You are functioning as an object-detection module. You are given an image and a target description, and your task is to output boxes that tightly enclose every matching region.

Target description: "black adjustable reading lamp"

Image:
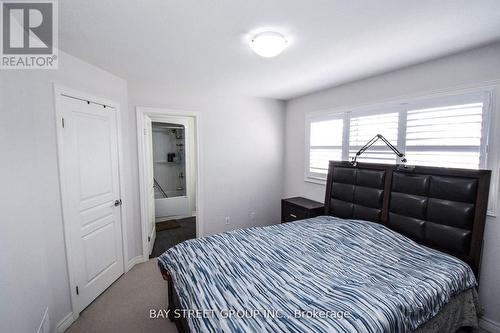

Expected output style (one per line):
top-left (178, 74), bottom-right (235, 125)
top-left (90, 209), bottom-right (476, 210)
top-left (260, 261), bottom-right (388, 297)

top-left (350, 134), bottom-right (407, 166)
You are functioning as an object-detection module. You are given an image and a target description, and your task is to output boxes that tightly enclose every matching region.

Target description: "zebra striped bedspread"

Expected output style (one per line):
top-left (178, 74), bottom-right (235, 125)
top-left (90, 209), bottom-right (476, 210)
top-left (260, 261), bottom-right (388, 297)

top-left (157, 216), bottom-right (476, 333)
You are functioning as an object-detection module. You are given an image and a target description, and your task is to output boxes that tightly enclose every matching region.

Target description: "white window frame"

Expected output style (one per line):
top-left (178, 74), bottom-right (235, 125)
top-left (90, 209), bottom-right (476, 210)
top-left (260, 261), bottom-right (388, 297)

top-left (304, 89), bottom-right (496, 215)
top-left (305, 112), bottom-right (347, 182)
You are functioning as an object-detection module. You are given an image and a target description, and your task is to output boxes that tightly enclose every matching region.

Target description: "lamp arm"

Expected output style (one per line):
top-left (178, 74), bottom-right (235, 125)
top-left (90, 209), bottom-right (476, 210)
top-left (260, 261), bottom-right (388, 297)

top-left (377, 135), bottom-right (405, 158)
top-left (355, 135), bottom-right (379, 156)
top-left (351, 135), bottom-right (380, 166)
top-left (351, 134), bottom-right (407, 165)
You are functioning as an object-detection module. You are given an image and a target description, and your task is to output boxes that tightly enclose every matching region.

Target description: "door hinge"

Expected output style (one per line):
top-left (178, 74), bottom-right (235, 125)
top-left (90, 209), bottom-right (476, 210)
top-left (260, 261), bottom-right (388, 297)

top-left (76, 286), bottom-right (79, 295)
top-left (148, 236), bottom-right (151, 242)
top-left (62, 118), bottom-right (65, 128)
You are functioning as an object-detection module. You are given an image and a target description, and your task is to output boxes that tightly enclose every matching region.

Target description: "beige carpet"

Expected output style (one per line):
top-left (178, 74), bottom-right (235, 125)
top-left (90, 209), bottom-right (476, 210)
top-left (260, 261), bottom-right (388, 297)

top-left (66, 259), bottom-right (177, 333)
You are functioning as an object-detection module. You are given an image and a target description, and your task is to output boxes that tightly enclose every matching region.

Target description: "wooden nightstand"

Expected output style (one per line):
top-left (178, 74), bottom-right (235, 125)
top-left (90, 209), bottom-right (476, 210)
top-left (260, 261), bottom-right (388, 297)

top-left (281, 197), bottom-right (324, 223)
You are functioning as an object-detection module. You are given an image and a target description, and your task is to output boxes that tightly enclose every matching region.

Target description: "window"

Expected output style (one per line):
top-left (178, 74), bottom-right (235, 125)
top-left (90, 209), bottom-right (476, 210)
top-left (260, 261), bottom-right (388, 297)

top-left (308, 117), bottom-right (343, 178)
top-left (306, 91), bottom-right (491, 182)
top-left (349, 112), bottom-right (399, 164)
top-left (405, 103), bottom-right (484, 169)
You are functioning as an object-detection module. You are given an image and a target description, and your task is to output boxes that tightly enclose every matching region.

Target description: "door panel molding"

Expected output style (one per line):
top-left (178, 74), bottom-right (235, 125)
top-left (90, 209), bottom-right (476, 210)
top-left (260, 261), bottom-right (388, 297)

top-left (54, 84), bottom-right (128, 319)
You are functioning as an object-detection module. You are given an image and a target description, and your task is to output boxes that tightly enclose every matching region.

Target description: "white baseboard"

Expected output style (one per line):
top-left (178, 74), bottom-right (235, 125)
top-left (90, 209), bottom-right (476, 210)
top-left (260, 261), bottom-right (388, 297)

top-left (480, 316), bottom-right (500, 333)
top-left (56, 256), bottom-right (147, 332)
top-left (37, 307), bottom-right (49, 333)
top-left (127, 255), bottom-right (147, 272)
top-left (54, 312), bottom-right (75, 333)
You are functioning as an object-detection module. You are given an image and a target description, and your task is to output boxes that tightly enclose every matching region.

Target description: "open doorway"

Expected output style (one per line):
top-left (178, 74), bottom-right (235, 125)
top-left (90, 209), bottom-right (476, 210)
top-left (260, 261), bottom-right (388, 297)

top-left (150, 121), bottom-right (194, 257)
top-left (137, 108), bottom-right (201, 260)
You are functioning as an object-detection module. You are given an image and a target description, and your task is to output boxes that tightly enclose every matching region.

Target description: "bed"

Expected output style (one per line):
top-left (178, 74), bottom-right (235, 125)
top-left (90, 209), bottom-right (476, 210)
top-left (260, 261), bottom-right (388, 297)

top-left (158, 161), bottom-right (491, 333)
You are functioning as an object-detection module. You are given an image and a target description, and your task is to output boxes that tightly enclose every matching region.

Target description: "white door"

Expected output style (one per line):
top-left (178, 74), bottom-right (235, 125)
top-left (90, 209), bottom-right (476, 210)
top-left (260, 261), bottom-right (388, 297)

top-left (144, 116), bottom-right (156, 255)
top-left (59, 96), bottom-right (124, 313)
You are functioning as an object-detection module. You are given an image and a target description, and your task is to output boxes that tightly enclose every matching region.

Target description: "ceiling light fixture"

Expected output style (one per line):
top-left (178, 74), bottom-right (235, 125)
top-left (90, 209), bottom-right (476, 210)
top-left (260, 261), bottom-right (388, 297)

top-left (249, 31), bottom-right (288, 58)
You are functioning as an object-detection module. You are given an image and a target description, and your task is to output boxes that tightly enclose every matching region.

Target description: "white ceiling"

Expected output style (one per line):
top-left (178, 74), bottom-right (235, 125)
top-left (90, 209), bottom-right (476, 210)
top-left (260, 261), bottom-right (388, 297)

top-left (60, 0), bottom-right (500, 100)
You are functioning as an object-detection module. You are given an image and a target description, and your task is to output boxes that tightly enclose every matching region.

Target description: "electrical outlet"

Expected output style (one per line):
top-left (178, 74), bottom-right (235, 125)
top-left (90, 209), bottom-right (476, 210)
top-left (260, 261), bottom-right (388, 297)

top-left (250, 212), bottom-right (256, 221)
top-left (225, 216), bottom-right (230, 225)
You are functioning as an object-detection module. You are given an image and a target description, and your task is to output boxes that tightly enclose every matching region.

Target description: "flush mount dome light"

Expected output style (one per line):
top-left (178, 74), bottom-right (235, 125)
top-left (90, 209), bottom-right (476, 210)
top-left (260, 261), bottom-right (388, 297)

top-left (249, 31), bottom-right (288, 58)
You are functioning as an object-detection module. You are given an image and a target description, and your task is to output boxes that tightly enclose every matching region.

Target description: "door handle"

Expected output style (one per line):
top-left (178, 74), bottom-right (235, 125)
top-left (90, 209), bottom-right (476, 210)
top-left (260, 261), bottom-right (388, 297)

top-left (114, 199), bottom-right (122, 207)
top-left (290, 214), bottom-right (297, 218)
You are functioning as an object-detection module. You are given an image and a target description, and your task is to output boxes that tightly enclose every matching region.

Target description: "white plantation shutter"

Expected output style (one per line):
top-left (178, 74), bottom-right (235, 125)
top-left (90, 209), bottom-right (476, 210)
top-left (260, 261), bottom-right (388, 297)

top-left (305, 92), bottom-right (490, 185)
top-left (309, 118), bottom-right (343, 176)
top-left (405, 103), bottom-right (484, 169)
top-left (349, 112), bottom-right (399, 164)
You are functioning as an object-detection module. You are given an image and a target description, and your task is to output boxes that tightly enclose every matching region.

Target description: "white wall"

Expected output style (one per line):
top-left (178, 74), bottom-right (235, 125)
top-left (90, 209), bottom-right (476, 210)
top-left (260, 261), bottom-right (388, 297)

top-left (284, 42), bottom-right (500, 329)
top-left (0, 50), bottom-right (285, 333)
top-left (129, 84), bottom-right (285, 239)
top-left (0, 51), bottom-right (130, 333)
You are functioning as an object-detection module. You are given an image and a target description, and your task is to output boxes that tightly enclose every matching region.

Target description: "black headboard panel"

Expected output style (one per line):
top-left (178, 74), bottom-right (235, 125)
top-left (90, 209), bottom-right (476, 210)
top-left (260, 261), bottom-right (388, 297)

top-left (325, 161), bottom-right (491, 277)
top-left (326, 165), bottom-right (389, 223)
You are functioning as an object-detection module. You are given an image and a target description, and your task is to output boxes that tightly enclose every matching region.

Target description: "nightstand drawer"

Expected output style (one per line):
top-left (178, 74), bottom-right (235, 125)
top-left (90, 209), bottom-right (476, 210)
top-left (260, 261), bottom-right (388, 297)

top-left (282, 205), bottom-right (308, 222)
top-left (281, 197), bottom-right (324, 223)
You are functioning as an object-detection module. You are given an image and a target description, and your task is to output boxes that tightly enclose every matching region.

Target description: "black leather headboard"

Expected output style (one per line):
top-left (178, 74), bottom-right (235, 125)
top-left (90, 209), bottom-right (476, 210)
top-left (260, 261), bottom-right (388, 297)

top-left (324, 161), bottom-right (491, 277)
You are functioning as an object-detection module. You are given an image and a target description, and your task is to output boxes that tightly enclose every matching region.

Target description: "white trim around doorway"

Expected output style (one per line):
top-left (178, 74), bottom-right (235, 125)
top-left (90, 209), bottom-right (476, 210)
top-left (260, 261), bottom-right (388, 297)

top-left (136, 106), bottom-right (203, 261)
